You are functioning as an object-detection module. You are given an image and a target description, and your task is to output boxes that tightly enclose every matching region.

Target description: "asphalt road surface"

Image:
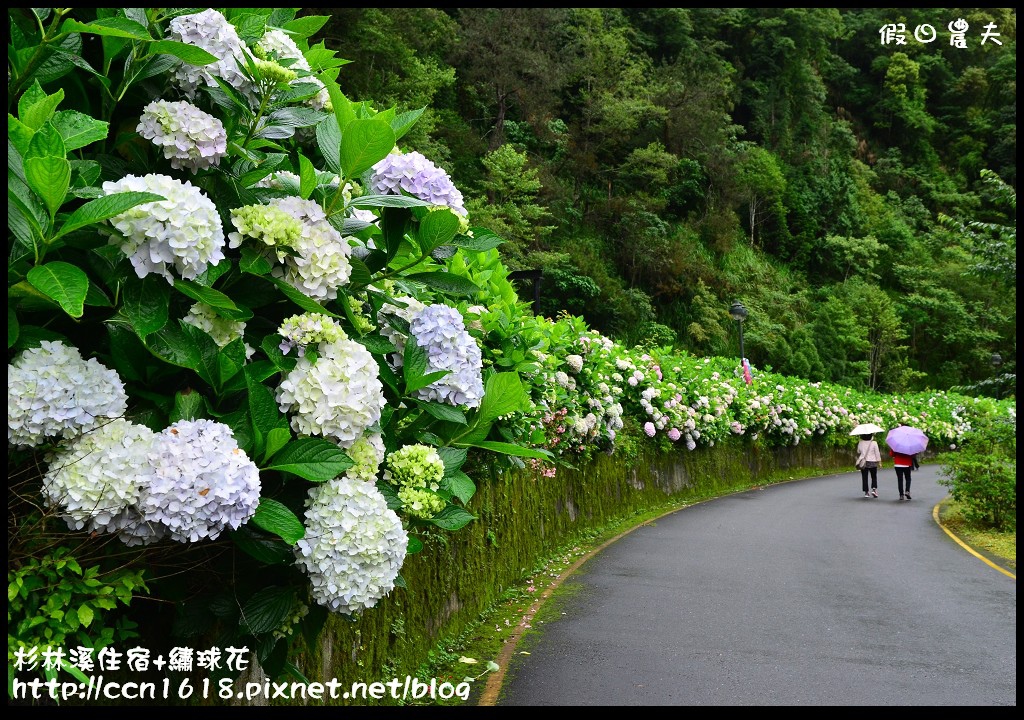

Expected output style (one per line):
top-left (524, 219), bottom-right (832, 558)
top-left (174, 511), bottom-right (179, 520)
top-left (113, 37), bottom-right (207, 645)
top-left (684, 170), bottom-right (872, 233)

top-left (497, 465), bottom-right (1016, 706)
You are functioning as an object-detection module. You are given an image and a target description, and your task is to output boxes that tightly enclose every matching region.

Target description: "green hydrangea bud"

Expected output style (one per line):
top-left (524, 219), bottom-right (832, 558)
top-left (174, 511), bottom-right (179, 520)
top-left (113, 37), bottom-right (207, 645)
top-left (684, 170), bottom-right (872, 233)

top-left (228, 204), bottom-right (303, 253)
top-left (255, 58), bottom-right (298, 84)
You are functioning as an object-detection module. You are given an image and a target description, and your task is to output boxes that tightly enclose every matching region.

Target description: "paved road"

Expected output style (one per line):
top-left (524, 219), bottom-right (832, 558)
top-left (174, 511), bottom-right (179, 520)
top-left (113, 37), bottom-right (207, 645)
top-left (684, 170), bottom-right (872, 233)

top-left (497, 465), bottom-right (1016, 706)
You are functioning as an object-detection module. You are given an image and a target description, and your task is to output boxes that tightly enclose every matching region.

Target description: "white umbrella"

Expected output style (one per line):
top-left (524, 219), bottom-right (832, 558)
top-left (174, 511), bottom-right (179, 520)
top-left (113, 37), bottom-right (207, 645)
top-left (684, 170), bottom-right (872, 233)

top-left (849, 423), bottom-right (885, 436)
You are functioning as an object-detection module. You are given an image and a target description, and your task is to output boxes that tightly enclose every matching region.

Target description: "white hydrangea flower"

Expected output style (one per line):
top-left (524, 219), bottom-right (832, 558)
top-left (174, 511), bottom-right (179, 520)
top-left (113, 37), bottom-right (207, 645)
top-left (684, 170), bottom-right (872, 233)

top-left (103, 174), bottom-right (225, 283)
top-left (168, 9), bottom-right (254, 103)
top-left (565, 355), bottom-right (584, 374)
top-left (139, 420), bottom-right (261, 543)
top-left (41, 419), bottom-right (162, 543)
top-left (137, 99), bottom-right (227, 173)
top-left (294, 476), bottom-right (408, 615)
top-left (8, 341), bottom-right (128, 448)
top-left (270, 197), bottom-right (353, 301)
top-left (183, 303), bottom-right (255, 359)
top-left (276, 338), bottom-right (385, 448)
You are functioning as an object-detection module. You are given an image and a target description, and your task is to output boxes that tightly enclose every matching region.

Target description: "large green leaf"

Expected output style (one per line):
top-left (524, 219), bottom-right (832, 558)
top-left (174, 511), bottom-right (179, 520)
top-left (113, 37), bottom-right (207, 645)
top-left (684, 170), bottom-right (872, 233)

top-left (476, 371), bottom-right (529, 425)
top-left (427, 505), bottom-right (476, 531)
top-left (315, 118), bottom-right (341, 174)
top-left (118, 275), bottom-right (170, 339)
top-left (146, 321), bottom-right (222, 391)
top-left (406, 272), bottom-right (481, 297)
top-left (251, 499), bottom-right (305, 545)
top-left (170, 389), bottom-right (206, 424)
top-left (231, 527), bottom-right (293, 565)
top-left (26, 262), bottom-right (88, 318)
top-left (415, 400), bottom-right (468, 425)
top-left (147, 40), bottom-right (217, 66)
top-left (298, 152), bottom-right (316, 200)
top-left (24, 156), bottom-right (70, 219)
top-left (458, 440), bottom-right (553, 461)
top-left (389, 107), bottom-right (425, 141)
top-left (339, 117), bottom-right (395, 179)
top-left (54, 191), bottom-right (165, 240)
top-left (19, 86), bottom-right (64, 131)
top-left (441, 470), bottom-right (477, 505)
top-left (417, 209), bottom-right (461, 254)
top-left (452, 231), bottom-right (505, 252)
top-left (348, 194), bottom-right (433, 209)
top-left (173, 278), bottom-right (251, 321)
top-left (239, 586), bottom-right (295, 635)
top-left (264, 276), bottom-right (343, 318)
top-left (264, 438), bottom-right (354, 482)
top-left (282, 15), bottom-right (331, 38)
top-left (50, 110), bottom-right (109, 151)
top-left (61, 17), bottom-right (152, 40)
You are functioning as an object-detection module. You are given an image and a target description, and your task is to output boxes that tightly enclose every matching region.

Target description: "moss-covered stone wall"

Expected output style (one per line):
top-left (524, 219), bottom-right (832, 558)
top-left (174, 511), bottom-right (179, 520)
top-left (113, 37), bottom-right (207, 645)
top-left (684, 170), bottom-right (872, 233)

top-left (281, 440), bottom-right (851, 697)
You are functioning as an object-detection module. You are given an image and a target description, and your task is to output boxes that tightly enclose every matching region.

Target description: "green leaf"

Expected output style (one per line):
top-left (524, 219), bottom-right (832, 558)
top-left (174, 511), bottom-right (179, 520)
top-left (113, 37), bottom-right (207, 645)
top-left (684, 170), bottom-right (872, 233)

top-left (117, 275), bottom-right (170, 339)
top-left (147, 321), bottom-right (222, 391)
top-left (51, 111), bottom-right (109, 151)
top-left (251, 499), bottom-right (305, 545)
top-left (24, 156), bottom-right (71, 219)
top-left (26, 122), bottom-right (66, 160)
top-left (54, 191), bottom-right (165, 240)
top-left (264, 276), bottom-right (343, 318)
top-left (477, 371), bottom-right (528, 425)
top-left (282, 15), bottom-right (331, 38)
top-left (264, 427), bottom-right (291, 463)
top-left (239, 586), bottom-right (295, 635)
top-left (26, 262), bottom-right (88, 318)
top-left (61, 17), bottom-right (152, 40)
top-left (339, 117), bottom-right (395, 180)
top-left (148, 40), bottom-right (217, 66)
top-left (442, 470), bottom-right (477, 505)
top-left (459, 440), bottom-right (553, 461)
top-left (315, 118), bottom-right (341, 175)
top-left (427, 505), bottom-right (477, 531)
top-left (17, 82), bottom-right (50, 126)
top-left (8, 308), bottom-right (19, 348)
top-left (407, 536), bottom-right (424, 554)
top-left (417, 209), bottom-right (461, 254)
top-left (170, 390), bottom-right (206, 423)
top-left (173, 278), bottom-right (251, 321)
top-left (390, 107), bottom-right (425, 141)
top-left (298, 152), bottom-right (316, 200)
top-left (239, 247), bottom-right (273, 276)
top-left (407, 370), bottom-right (450, 394)
top-left (349, 194), bottom-right (433, 209)
top-left (265, 438), bottom-right (354, 482)
top-left (437, 447), bottom-right (468, 473)
top-left (406, 271), bottom-right (481, 297)
top-left (231, 527), bottom-right (293, 565)
top-left (77, 604), bottom-right (94, 628)
top-left (415, 400), bottom-right (468, 425)
top-left (403, 335), bottom-right (429, 386)
top-left (452, 231), bottom-right (505, 252)
top-left (20, 86), bottom-right (64, 131)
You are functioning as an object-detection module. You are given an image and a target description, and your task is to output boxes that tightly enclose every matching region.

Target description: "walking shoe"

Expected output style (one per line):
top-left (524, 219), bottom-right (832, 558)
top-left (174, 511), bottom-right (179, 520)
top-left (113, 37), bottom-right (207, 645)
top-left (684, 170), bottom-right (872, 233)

top-left (899, 494), bottom-right (905, 500)
top-left (904, 492), bottom-right (911, 500)
top-left (864, 493), bottom-right (871, 498)
top-left (871, 489), bottom-right (878, 497)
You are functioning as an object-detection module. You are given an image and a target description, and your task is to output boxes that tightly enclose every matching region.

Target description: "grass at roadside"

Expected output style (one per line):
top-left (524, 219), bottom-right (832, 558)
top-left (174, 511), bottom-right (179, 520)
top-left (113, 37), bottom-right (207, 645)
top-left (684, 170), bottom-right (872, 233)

top-left (938, 498), bottom-right (1016, 570)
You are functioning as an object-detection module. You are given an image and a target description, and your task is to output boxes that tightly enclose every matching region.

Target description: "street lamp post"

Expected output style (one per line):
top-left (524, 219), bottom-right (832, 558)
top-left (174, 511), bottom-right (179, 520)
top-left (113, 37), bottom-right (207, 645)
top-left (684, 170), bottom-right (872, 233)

top-left (991, 353), bottom-right (1003, 400)
top-left (729, 301), bottom-right (749, 384)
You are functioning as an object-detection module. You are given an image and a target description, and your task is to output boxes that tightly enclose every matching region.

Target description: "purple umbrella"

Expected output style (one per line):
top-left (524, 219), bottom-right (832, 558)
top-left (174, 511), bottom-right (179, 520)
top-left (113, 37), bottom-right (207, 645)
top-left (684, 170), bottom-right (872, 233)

top-left (886, 425), bottom-right (929, 455)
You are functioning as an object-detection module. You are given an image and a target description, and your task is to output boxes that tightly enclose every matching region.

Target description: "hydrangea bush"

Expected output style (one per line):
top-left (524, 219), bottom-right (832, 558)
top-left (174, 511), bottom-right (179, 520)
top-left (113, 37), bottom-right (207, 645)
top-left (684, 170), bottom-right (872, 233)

top-left (7, 6), bottom-right (1012, 689)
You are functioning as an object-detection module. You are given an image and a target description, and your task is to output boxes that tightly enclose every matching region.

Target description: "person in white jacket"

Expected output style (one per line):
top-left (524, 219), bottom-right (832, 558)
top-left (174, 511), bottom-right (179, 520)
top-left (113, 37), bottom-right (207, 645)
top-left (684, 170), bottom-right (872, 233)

top-left (854, 434), bottom-right (882, 498)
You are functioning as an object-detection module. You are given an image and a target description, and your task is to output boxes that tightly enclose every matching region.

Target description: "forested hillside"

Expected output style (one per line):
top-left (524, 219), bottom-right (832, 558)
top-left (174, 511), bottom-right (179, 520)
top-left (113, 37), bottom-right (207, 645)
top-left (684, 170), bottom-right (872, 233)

top-left (314, 7), bottom-right (1016, 395)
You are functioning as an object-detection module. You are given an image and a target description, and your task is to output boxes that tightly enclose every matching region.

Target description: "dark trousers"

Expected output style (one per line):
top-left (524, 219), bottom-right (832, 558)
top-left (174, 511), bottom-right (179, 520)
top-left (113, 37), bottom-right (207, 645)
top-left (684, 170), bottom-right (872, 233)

top-left (895, 467), bottom-right (912, 496)
top-left (860, 466), bottom-right (878, 493)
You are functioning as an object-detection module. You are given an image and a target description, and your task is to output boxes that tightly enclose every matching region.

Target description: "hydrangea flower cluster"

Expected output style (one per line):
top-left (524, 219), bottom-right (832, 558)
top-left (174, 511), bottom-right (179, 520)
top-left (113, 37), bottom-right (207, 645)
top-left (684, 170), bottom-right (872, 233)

top-left (168, 9), bottom-right (254, 102)
top-left (294, 476), bottom-right (408, 614)
top-left (369, 151), bottom-right (468, 219)
top-left (276, 336), bottom-right (384, 448)
top-left (227, 204), bottom-right (303, 256)
top-left (345, 433), bottom-right (386, 483)
top-left (382, 444), bottom-right (446, 520)
top-left (138, 420), bottom-right (261, 543)
top-left (8, 341), bottom-right (128, 448)
top-left (183, 303), bottom-right (254, 359)
top-left (103, 174), bottom-right (225, 283)
top-left (137, 99), bottom-right (228, 173)
top-left (407, 304), bottom-right (485, 408)
top-left (278, 312), bottom-right (348, 357)
top-left (41, 419), bottom-right (158, 540)
top-left (255, 29), bottom-right (332, 111)
top-left (268, 197), bottom-right (353, 301)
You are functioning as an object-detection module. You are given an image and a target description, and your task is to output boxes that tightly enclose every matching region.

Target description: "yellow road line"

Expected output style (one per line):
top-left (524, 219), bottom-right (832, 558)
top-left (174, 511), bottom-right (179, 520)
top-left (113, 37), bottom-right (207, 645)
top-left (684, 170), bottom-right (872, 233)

top-left (932, 502), bottom-right (1016, 580)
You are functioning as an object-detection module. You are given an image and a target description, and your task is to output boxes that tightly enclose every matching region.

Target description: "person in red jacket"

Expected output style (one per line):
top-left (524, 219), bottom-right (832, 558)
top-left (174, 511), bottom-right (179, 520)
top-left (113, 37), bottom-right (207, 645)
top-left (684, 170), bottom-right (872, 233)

top-left (890, 448), bottom-right (914, 500)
